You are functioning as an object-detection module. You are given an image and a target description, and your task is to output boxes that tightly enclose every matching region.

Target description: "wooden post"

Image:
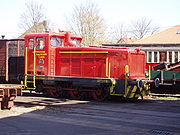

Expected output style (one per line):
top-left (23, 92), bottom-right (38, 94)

top-left (5, 41), bottom-right (9, 82)
top-left (17, 40), bottom-right (20, 56)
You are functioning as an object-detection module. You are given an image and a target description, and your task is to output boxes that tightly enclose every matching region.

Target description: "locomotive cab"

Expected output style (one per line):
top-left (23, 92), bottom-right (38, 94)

top-left (24, 32), bottom-right (83, 91)
top-left (25, 32), bottom-right (82, 76)
top-left (25, 35), bottom-right (48, 76)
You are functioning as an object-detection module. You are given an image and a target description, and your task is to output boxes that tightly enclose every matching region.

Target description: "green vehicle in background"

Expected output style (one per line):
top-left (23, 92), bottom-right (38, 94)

top-left (150, 61), bottom-right (180, 93)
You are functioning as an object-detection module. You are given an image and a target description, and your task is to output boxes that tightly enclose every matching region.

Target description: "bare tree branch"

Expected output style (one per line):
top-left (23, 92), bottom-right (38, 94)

top-left (130, 17), bottom-right (159, 39)
top-left (66, 1), bottom-right (106, 46)
top-left (107, 24), bottom-right (128, 43)
top-left (19, 0), bottom-right (47, 33)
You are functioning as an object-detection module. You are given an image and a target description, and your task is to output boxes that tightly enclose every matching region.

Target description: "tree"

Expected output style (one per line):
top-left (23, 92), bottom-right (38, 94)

top-left (130, 17), bottom-right (159, 39)
top-left (107, 24), bottom-right (128, 43)
top-left (19, 0), bottom-right (47, 33)
top-left (66, 1), bottom-right (106, 46)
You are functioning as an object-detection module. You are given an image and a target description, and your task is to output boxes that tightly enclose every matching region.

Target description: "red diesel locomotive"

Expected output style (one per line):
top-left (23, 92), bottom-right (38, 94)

top-left (24, 32), bottom-right (150, 100)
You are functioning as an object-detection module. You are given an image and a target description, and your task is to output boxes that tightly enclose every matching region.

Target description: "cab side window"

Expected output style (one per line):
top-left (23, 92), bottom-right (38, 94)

top-left (36, 37), bottom-right (45, 50)
top-left (71, 38), bottom-right (81, 45)
top-left (51, 37), bottom-right (63, 47)
top-left (29, 38), bottom-right (34, 50)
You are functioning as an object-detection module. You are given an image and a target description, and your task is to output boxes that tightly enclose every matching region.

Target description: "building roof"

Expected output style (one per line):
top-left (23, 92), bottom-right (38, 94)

top-left (18, 21), bottom-right (48, 39)
top-left (0, 39), bottom-right (24, 41)
top-left (133, 25), bottom-right (180, 44)
top-left (117, 38), bottom-right (137, 44)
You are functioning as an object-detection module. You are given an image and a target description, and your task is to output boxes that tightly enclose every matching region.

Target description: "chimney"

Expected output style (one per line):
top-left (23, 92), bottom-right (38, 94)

top-left (1, 35), bottom-right (5, 39)
top-left (43, 20), bottom-right (49, 33)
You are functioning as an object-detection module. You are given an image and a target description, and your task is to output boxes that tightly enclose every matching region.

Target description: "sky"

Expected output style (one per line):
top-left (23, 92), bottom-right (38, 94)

top-left (0, 0), bottom-right (180, 38)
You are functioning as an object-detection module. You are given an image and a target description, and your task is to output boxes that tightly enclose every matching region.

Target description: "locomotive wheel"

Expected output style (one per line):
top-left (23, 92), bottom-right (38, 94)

top-left (92, 87), bottom-right (109, 101)
top-left (69, 91), bottom-right (83, 99)
top-left (47, 86), bottom-right (63, 97)
top-left (36, 83), bottom-right (44, 93)
top-left (48, 88), bottom-right (60, 97)
top-left (56, 86), bottom-right (64, 97)
top-left (68, 87), bottom-right (84, 99)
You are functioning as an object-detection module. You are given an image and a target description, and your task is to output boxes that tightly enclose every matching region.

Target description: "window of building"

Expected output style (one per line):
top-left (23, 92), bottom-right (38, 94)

top-left (175, 51), bottom-right (179, 62)
top-left (160, 51), bottom-right (167, 63)
top-left (148, 52), bottom-right (152, 63)
top-left (168, 52), bottom-right (172, 63)
top-left (154, 52), bottom-right (158, 63)
top-left (176, 29), bottom-right (180, 34)
top-left (51, 37), bottom-right (62, 47)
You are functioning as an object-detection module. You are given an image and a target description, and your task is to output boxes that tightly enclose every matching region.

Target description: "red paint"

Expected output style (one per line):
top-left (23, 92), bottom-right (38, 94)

top-left (25, 32), bottom-right (146, 80)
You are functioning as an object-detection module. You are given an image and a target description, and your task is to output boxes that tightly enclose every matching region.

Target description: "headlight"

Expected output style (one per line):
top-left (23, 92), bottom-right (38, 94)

top-left (145, 70), bottom-right (149, 77)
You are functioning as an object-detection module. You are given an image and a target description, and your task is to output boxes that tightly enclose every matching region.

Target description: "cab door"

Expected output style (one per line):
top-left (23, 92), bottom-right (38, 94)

top-left (35, 37), bottom-right (48, 75)
top-left (26, 36), bottom-right (48, 76)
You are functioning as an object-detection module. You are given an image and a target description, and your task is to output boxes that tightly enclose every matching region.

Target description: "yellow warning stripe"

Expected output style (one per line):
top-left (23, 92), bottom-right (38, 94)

top-left (110, 79), bottom-right (116, 94)
top-left (123, 83), bottom-right (150, 99)
top-left (124, 86), bottom-right (131, 97)
top-left (128, 86), bottom-right (137, 98)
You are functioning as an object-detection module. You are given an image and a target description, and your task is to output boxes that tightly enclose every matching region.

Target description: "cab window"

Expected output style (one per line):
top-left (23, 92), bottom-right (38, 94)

top-left (51, 37), bottom-right (63, 47)
top-left (36, 37), bottom-right (45, 50)
top-left (29, 38), bottom-right (34, 50)
top-left (71, 38), bottom-right (81, 45)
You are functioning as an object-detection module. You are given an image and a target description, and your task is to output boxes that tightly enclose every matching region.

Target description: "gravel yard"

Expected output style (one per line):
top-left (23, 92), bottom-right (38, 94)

top-left (0, 93), bottom-right (180, 135)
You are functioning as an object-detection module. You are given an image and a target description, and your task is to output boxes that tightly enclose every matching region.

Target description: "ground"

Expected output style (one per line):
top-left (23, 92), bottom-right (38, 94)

top-left (0, 93), bottom-right (180, 135)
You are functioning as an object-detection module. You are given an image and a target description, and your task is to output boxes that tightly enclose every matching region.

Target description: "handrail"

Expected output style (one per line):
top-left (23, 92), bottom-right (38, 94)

top-left (24, 46), bottom-right (36, 90)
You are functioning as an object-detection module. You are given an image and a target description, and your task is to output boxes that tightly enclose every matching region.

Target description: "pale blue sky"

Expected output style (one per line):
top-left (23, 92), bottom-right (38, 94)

top-left (0, 0), bottom-right (179, 38)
